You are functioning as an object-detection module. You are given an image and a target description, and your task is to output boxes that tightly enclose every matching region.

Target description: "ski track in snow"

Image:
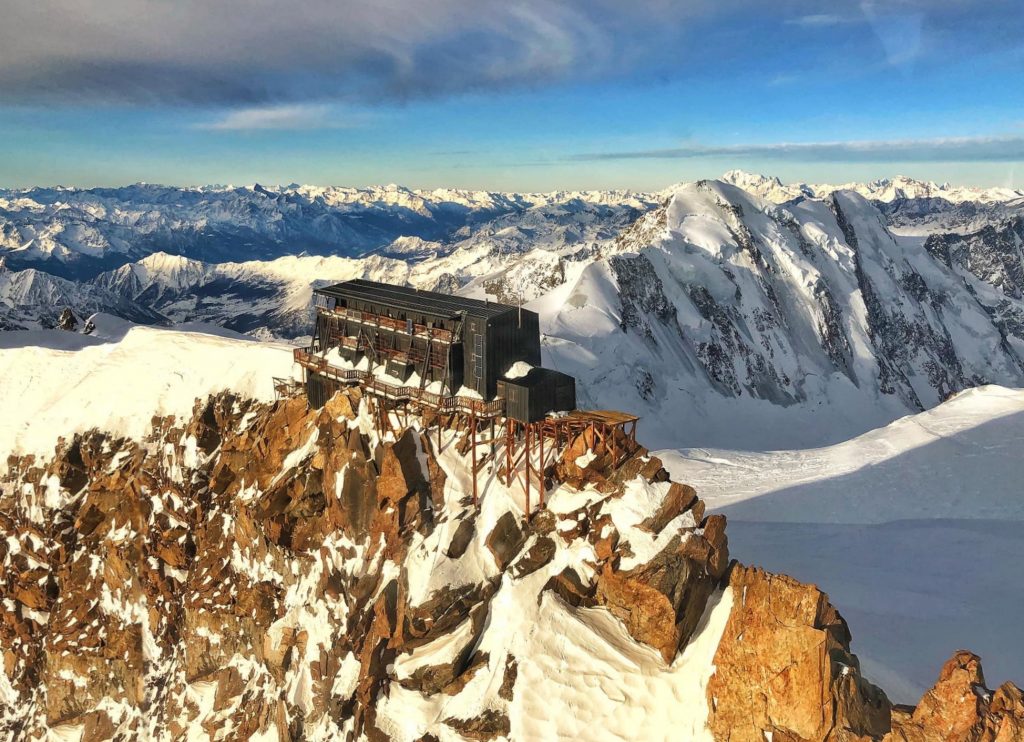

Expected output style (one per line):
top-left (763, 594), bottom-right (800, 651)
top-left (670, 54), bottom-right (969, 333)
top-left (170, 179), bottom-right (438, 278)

top-left (659, 384), bottom-right (1024, 703)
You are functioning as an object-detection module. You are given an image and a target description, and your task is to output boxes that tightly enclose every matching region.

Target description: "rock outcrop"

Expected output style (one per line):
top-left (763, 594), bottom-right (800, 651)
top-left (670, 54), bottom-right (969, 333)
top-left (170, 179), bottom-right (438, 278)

top-left (886, 651), bottom-right (1024, 742)
top-left (1, 387), bottom-right (1021, 740)
top-left (707, 565), bottom-right (891, 741)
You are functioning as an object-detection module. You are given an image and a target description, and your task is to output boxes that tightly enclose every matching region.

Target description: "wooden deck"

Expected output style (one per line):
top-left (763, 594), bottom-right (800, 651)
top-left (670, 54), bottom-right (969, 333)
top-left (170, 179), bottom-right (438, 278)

top-left (294, 348), bottom-right (505, 418)
top-left (564, 409), bottom-right (640, 425)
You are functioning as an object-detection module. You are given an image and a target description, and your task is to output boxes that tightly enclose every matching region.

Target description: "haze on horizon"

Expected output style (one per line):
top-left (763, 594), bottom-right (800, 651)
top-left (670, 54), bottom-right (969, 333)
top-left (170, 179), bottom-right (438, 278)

top-left (0, 0), bottom-right (1022, 191)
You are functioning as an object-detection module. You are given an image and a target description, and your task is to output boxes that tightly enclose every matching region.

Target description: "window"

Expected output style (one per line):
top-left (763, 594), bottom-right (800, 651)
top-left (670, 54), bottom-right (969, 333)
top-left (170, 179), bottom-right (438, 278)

top-left (473, 334), bottom-right (484, 383)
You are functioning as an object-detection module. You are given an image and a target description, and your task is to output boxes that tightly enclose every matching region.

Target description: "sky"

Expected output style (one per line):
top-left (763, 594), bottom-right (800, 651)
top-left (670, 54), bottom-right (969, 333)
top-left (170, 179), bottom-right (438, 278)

top-left (0, 0), bottom-right (1022, 191)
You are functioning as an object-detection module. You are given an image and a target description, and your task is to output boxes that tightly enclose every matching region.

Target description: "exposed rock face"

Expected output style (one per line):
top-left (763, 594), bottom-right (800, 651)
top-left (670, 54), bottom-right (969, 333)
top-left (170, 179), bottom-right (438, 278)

top-left (1, 387), bottom-right (1021, 739)
top-left (707, 565), bottom-right (891, 742)
top-left (56, 307), bottom-right (79, 331)
top-left (553, 181), bottom-right (1024, 455)
top-left (886, 651), bottom-right (1024, 742)
top-left (485, 511), bottom-right (527, 571)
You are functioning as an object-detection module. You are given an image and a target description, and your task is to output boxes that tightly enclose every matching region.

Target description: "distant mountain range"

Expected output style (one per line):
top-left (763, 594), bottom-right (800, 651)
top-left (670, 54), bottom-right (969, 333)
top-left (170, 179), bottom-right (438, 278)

top-left (721, 169), bottom-right (1024, 206)
top-left (0, 182), bottom-right (653, 277)
top-left (3, 172), bottom-right (1024, 448)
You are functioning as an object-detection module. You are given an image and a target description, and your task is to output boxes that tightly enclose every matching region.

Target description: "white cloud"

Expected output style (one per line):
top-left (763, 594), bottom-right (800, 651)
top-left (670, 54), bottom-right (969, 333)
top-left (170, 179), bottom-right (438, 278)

top-left (194, 104), bottom-right (358, 132)
top-left (572, 135), bottom-right (1024, 163)
top-left (785, 14), bottom-right (853, 27)
top-left (0, 0), bottom-right (709, 105)
top-left (0, 1), bottom-right (1014, 105)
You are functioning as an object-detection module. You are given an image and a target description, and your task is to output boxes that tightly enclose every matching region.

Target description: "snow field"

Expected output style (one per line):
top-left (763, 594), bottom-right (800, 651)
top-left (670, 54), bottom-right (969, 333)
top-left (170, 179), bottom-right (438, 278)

top-left (660, 385), bottom-right (1024, 701)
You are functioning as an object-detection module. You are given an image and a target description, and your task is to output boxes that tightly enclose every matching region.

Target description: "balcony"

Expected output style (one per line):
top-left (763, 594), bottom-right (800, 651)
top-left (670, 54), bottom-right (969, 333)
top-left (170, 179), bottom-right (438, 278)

top-left (316, 306), bottom-right (455, 344)
top-left (293, 347), bottom-right (504, 418)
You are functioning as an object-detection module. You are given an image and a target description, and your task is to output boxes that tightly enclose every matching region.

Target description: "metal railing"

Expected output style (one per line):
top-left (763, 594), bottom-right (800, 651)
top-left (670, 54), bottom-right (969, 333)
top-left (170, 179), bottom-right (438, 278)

top-left (293, 348), bottom-right (505, 418)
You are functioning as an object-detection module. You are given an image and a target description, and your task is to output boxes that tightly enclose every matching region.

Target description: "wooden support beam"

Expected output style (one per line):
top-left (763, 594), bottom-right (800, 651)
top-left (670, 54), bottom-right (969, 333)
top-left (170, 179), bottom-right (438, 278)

top-left (524, 422), bottom-right (531, 518)
top-left (510, 444), bottom-right (529, 472)
top-left (538, 422), bottom-right (545, 510)
top-left (506, 418), bottom-right (514, 487)
top-left (471, 411), bottom-right (478, 509)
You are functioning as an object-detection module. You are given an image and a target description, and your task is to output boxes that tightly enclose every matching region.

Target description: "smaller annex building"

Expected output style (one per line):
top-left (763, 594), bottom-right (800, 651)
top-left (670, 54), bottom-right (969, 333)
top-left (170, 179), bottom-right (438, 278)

top-left (295, 279), bottom-right (575, 423)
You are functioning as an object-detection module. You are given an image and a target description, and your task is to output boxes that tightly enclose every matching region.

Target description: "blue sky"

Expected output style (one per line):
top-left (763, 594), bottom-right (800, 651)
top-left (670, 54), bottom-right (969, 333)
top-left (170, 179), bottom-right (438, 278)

top-left (0, 0), bottom-right (1022, 190)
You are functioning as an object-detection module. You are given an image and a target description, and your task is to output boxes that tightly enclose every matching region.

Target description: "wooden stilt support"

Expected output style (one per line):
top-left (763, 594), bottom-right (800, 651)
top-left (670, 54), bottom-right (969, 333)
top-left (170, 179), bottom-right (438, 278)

top-left (538, 422), bottom-right (545, 509)
top-left (471, 411), bottom-right (478, 509)
top-left (609, 423), bottom-right (617, 469)
top-left (506, 418), bottom-right (514, 487)
top-left (524, 422), bottom-right (531, 518)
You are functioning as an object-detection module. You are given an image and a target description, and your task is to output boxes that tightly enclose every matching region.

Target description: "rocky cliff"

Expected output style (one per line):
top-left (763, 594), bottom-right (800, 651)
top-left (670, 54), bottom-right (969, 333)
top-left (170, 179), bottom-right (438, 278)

top-left (1, 389), bottom-right (1021, 740)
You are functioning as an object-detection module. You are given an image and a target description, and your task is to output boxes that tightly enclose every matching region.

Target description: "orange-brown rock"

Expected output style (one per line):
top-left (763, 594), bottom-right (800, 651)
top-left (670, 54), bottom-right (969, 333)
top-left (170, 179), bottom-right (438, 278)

top-left (485, 512), bottom-right (526, 571)
top-left (639, 481), bottom-right (698, 533)
top-left (708, 564), bottom-right (891, 742)
top-left (595, 562), bottom-right (680, 662)
top-left (701, 513), bottom-right (729, 579)
top-left (885, 651), bottom-right (1024, 742)
top-left (595, 536), bottom-right (717, 663)
top-left (443, 708), bottom-right (511, 741)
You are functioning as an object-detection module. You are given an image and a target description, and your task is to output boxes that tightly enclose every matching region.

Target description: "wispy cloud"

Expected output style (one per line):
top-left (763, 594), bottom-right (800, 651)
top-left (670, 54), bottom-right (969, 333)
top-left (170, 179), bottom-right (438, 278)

top-left (0, 0), bottom-right (710, 106)
top-left (767, 73), bottom-right (802, 87)
top-left (785, 14), bottom-right (854, 27)
top-left (0, 1), bottom-right (1017, 107)
top-left (194, 104), bottom-right (360, 132)
top-left (571, 135), bottom-right (1024, 163)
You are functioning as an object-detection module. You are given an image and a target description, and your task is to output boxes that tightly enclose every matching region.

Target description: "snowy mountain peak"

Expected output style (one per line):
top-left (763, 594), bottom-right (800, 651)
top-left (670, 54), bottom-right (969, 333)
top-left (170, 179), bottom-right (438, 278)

top-left (136, 251), bottom-right (204, 273)
top-left (717, 170), bottom-right (812, 203)
top-left (721, 169), bottom-right (782, 189)
top-left (722, 171), bottom-right (1024, 205)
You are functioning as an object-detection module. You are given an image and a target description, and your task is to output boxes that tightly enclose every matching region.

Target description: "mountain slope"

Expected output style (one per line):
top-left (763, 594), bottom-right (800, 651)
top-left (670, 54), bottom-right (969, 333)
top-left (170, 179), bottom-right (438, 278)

top-left (537, 180), bottom-right (1024, 449)
top-left (659, 384), bottom-right (1024, 701)
top-left (0, 259), bottom-right (166, 330)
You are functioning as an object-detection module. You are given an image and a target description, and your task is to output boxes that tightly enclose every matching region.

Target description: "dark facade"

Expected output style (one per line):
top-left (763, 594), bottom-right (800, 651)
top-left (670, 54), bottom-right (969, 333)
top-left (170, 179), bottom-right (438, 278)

top-left (306, 372), bottom-right (345, 409)
top-left (311, 279), bottom-right (540, 399)
top-left (302, 279), bottom-right (575, 422)
top-left (497, 368), bottom-right (577, 423)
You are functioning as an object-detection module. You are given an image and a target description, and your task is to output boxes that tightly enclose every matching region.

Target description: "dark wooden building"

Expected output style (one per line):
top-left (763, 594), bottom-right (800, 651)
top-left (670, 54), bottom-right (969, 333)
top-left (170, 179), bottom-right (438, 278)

top-left (302, 279), bottom-right (575, 422)
top-left (497, 367), bottom-right (577, 424)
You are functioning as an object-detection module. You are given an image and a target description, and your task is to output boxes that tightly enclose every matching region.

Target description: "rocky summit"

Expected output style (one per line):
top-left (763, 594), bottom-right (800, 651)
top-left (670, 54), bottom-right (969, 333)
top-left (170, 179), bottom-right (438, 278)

top-left (1, 388), bottom-right (1021, 740)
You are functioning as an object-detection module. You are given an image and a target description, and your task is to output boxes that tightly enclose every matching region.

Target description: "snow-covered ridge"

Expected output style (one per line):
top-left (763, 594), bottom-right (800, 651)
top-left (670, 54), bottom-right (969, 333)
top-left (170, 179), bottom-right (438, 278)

top-left (0, 316), bottom-right (296, 469)
top-left (721, 169), bottom-right (1024, 204)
